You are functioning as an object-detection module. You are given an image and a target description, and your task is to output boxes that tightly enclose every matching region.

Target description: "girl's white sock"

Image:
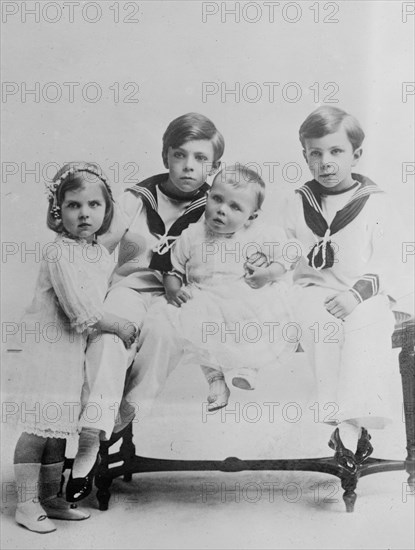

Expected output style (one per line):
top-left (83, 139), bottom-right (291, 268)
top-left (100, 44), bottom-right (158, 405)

top-left (72, 428), bottom-right (100, 479)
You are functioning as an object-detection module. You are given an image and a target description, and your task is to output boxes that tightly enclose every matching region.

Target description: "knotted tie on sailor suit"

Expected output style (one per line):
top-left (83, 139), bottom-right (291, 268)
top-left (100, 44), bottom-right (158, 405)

top-left (297, 174), bottom-right (383, 271)
top-left (127, 173), bottom-right (210, 272)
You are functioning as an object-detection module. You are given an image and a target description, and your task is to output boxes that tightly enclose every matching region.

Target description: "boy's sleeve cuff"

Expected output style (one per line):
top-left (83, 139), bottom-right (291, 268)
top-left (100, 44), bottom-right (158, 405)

top-left (165, 270), bottom-right (184, 284)
top-left (351, 274), bottom-right (380, 302)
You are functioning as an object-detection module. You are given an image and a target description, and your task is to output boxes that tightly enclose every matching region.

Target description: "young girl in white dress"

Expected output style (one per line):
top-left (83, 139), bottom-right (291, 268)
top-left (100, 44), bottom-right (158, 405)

top-left (136, 165), bottom-right (300, 414)
top-left (12, 162), bottom-right (137, 533)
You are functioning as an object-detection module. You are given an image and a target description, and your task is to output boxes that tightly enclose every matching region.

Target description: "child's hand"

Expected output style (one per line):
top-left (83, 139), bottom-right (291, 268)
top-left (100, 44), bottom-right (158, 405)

top-left (324, 291), bottom-right (359, 320)
top-left (165, 288), bottom-right (192, 307)
top-left (244, 252), bottom-right (269, 273)
top-left (244, 264), bottom-right (272, 289)
top-left (118, 322), bottom-right (139, 349)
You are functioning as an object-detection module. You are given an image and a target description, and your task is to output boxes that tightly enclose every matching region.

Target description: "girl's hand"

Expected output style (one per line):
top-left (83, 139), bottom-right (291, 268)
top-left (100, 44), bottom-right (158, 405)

top-left (244, 264), bottom-right (272, 289)
top-left (118, 322), bottom-right (139, 349)
top-left (165, 288), bottom-right (192, 307)
top-left (324, 291), bottom-right (359, 320)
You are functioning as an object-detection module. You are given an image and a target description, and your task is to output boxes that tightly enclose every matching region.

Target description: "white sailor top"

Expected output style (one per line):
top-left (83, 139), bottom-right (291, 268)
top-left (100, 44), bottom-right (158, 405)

top-left (283, 174), bottom-right (400, 303)
top-left (98, 173), bottom-right (209, 292)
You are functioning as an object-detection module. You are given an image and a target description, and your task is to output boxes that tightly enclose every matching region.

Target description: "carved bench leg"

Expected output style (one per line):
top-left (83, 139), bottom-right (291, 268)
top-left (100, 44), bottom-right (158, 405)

top-left (96, 441), bottom-right (112, 511)
top-left (399, 342), bottom-right (415, 488)
top-left (328, 427), bottom-right (359, 512)
top-left (94, 422), bottom-right (136, 509)
top-left (341, 474), bottom-right (358, 512)
top-left (119, 422), bottom-right (135, 482)
top-left (95, 473), bottom-right (113, 511)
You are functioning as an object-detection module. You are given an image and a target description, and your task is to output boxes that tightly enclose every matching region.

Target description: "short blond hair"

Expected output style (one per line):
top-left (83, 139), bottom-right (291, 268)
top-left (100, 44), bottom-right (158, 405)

top-left (213, 163), bottom-right (265, 210)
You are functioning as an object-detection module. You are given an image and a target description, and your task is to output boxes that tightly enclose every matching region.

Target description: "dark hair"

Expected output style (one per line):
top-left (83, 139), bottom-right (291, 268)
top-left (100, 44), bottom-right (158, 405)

top-left (299, 106), bottom-right (365, 151)
top-left (46, 162), bottom-right (114, 236)
top-left (213, 163), bottom-right (265, 211)
top-left (162, 112), bottom-right (225, 168)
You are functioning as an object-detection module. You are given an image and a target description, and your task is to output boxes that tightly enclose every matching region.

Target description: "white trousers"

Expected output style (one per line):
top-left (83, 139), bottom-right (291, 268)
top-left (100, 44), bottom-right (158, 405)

top-left (80, 286), bottom-right (170, 439)
top-left (291, 286), bottom-right (396, 426)
top-left (119, 300), bottom-right (186, 425)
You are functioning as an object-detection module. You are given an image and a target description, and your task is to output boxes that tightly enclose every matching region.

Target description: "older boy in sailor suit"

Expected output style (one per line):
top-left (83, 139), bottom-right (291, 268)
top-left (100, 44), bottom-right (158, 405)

top-left (284, 106), bottom-right (402, 467)
top-left (67, 113), bottom-right (224, 492)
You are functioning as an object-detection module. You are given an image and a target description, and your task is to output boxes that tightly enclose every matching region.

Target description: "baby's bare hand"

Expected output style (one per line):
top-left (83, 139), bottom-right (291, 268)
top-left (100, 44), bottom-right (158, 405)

top-left (245, 251), bottom-right (269, 269)
top-left (165, 288), bottom-right (191, 307)
top-left (324, 291), bottom-right (359, 320)
top-left (244, 264), bottom-right (271, 289)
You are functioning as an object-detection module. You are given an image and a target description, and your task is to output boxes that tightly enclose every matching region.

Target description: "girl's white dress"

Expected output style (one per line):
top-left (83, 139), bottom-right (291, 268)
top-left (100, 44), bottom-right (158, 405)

top-left (159, 219), bottom-right (298, 373)
top-left (17, 235), bottom-right (112, 438)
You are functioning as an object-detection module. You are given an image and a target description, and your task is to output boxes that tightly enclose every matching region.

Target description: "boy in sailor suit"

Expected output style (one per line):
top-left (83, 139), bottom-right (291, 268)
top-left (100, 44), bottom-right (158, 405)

top-left (67, 113), bottom-right (224, 493)
top-left (284, 106), bottom-right (402, 467)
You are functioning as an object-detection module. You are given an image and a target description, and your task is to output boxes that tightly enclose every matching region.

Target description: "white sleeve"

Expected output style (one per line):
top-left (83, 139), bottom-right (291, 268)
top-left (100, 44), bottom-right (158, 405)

top-left (170, 228), bottom-right (191, 275)
top-left (98, 191), bottom-right (144, 253)
top-left (46, 243), bottom-right (104, 333)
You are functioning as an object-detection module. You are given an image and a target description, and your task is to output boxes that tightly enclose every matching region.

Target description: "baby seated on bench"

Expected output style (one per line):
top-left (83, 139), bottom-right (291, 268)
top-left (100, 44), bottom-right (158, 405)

top-left (136, 164), bottom-right (301, 413)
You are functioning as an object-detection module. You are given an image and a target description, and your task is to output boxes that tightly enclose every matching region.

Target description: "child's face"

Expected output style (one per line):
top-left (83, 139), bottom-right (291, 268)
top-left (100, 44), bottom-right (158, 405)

top-left (61, 180), bottom-right (106, 242)
top-left (303, 126), bottom-right (362, 191)
top-left (205, 178), bottom-right (258, 234)
top-left (165, 139), bottom-right (217, 197)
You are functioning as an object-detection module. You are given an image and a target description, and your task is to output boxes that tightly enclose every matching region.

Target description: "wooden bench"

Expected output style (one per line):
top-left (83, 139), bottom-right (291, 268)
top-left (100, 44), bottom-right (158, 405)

top-left (65, 313), bottom-right (415, 513)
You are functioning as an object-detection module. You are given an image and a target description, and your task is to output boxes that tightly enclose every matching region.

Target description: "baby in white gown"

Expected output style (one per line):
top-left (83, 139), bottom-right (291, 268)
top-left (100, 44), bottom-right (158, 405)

top-left (162, 164), bottom-right (300, 411)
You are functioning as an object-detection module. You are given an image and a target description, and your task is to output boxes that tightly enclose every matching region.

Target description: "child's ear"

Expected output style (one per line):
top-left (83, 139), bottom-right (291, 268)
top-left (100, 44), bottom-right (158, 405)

top-left (352, 147), bottom-right (363, 165)
top-left (302, 149), bottom-right (308, 162)
top-left (208, 160), bottom-right (221, 176)
top-left (163, 150), bottom-right (169, 169)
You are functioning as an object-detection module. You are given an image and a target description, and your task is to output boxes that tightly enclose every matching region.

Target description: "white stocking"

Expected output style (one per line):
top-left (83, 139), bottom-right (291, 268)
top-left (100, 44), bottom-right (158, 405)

top-left (72, 428), bottom-right (100, 478)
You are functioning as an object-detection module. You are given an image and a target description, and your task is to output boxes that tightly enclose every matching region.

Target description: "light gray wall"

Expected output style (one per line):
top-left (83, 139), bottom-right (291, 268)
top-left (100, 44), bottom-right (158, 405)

top-left (2, 0), bottom-right (414, 324)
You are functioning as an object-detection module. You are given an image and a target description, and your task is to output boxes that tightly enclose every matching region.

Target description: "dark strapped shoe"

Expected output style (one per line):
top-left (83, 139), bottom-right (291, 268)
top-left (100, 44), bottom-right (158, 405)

top-left (65, 456), bottom-right (99, 503)
top-left (354, 427), bottom-right (373, 464)
top-left (328, 427), bottom-right (357, 473)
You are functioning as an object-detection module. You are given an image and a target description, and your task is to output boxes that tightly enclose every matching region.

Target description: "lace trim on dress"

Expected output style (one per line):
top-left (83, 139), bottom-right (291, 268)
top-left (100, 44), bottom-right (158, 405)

top-left (20, 424), bottom-right (80, 439)
top-left (205, 225), bottom-right (235, 239)
top-left (70, 312), bottom-right (103, 334)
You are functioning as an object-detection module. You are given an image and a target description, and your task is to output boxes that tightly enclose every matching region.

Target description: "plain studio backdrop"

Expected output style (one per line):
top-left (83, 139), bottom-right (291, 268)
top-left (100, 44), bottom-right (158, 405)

top-left (1, 0), bottom-right (414, 322)
top-left (1, 1), bottom-right (414, 549)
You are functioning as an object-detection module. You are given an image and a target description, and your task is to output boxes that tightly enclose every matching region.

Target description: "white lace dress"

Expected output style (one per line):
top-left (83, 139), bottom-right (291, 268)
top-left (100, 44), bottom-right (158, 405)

top-left (16, 234), bottom-right (112, 438)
